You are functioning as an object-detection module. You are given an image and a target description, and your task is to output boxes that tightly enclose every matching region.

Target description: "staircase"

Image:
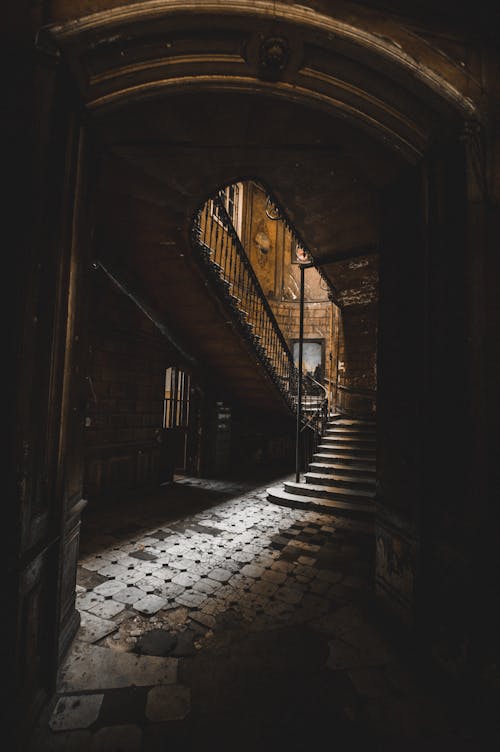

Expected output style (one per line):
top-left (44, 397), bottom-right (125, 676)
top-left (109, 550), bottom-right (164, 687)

top-left (267, 414), bottom-right (376, 518)
top-left (193, 192), bottom-right (299, 412)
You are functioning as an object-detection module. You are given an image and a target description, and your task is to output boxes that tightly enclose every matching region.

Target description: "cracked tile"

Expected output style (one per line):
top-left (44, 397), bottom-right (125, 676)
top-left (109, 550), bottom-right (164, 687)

top-left (59, 642), bottom-right (178, 691)
top-left (87, 599), bottom-right (125, 620)
top-left (78, 612), bottom-right (119, 644)
top-left (207, 568), bottom-right (233, 582)
top-left (133, 594), bottom-right (168, 615)
top-left (49, 694), bottom-right (103, 731)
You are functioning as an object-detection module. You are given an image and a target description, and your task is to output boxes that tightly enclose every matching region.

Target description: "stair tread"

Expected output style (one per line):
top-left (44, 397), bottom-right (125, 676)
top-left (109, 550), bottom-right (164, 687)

top-left (326, 426), bottom-right (376, 440)
top-left (310, 462), bottom-right (375, 475)
top-left (313, 453), bottom-right (376, 465)
top-left (328, 419), bottom-right (375, 425)
top-left (320, 439), bottom-right (375, 444)
top-left (285, 481), bottom-right (374, 499)
top-left (305, 471), bottom-right (375, 486)
top-left (266, 487), bottom-right (373, 515)
top-left (324, 438), bottom-right (375, 443)
top-left (317, 446), bottom-right (375, 455)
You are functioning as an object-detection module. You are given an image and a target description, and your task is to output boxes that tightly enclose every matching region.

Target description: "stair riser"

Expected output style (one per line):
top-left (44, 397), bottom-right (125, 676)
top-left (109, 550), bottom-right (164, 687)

top-left (305, 475), bottom-right (374, 491)
top-left (318, 447), bottom-right (376, 457)
top-left (313, 452), bottom-right (375, 472)
top-left (324, 431), bottom-right (376, 438)
top-left (327, 421), bottom-right (376, 427)
top-left (321, 439), bottom-right (375, 449)
top-left (309, 463), bottom-right (376, 479)
top-left (284, 482), bottom-right (373, 504)
top-left (267, 491), bottom-right (373, 519)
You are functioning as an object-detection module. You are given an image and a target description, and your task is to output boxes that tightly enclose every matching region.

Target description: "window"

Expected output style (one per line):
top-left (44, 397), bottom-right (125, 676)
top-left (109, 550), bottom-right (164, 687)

top-left (211, 182), bottom-right (244, 237)
top-left (163, 367), bottom-right (190, 429)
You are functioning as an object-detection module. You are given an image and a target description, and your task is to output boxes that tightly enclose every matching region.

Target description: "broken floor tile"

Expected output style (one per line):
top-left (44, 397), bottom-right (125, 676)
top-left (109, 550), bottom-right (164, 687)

top-left (79, 557), bottom-right (106, 572)
top-left (171, 571), bottom-right (199, 587)
top-left (112, 570), bottom-right (146, 587)
top-left (59, 642), bottom-right (178, 691)
top-left (49, 694), bottom-right (103, 731)
top-left (145, 685), bottom-right (191, 722)
top-left (76, 591), bottom-right (104, 612)
top-left (134, 576), bottom-right (164, 593)
top-left (133, 594), bottom-right (167, 615)
top-left (112, 587), bottom-right (145, 605)
top-left (175, 591), bottom-right (206, 609)
top-left (93, 580), bottom-right (126, 598)
top-left (78, 612), bottom-right (119, 644)
top-left (207, 567), bottom-right (233, 582)
top-left (129, 550), bottom-right (158, 561)
top-left (87, 599), bottom-right (125, 620)
top-left (97, 563), bottom-right (130, 579)
top-left (192, 578), bottom-right (221, 595)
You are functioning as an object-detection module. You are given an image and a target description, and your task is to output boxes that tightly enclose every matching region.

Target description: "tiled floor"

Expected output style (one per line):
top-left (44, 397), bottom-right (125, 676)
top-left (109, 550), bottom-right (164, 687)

top-left (30, 473), bottom-right (490, 751)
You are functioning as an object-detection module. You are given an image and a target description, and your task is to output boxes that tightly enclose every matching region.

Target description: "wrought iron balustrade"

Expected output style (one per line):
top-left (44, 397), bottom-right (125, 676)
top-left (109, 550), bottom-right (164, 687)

top-left (191, 188), bottom-right (328, 459)
top-left (192, 192), bottom-right (300, 409)
top-left (297, 373), bottom-right (328, 466)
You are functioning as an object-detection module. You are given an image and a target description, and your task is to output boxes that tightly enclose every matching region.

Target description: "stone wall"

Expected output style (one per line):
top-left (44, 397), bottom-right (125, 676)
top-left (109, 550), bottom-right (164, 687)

top-left (83, 273), bottom-right (172, 501)
top-left (336, 301), bottom-right (378, 417)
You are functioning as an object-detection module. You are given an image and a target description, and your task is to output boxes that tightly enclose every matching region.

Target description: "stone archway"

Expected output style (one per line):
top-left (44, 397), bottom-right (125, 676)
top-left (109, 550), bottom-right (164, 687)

top-left (15, 2), bottom-right (492, 746)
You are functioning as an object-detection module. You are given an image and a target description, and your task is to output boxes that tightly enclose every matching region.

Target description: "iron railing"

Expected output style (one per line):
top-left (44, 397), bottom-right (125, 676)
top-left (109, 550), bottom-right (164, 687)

top-left (298, 374), bottom-right (328, 467)
top-left (193, 192), bottom-right (299, 409)
top-left (191, 188), bottom-right (327, 459)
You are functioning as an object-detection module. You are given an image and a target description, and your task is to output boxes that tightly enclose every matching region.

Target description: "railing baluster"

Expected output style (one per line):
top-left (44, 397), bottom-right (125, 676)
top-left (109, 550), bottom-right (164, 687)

top-left (192, 188), bottom-right (327, 463)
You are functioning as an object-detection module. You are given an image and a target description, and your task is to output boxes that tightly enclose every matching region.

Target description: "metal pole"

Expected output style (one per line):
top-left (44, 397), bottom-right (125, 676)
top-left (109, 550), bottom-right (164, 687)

top-left (295, 264), bottom-right (305, 482)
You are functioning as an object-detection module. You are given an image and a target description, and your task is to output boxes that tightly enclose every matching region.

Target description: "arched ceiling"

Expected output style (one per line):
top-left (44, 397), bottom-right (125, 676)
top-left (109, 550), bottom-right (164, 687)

top-left (47, 0), bottom-right (482, 155)
top-left (43, 0), bottom-right (484, 305)
top-left (94, 90), bottom-right (383, 307)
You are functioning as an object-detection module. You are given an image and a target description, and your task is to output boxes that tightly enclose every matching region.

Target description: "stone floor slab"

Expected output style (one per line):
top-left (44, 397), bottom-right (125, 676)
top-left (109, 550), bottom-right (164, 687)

top-left (207, 567), bottom-right (233, 582)
top-left (112, 586), bottom-right (146, 605)
top-left (49, 694), bottom-right (103, 731)
top-left (78, 612), bottom-right (119, 644)
top-left (58, 642), bottom-right (178, 691)
top-left (133, 594), bottom-right (168, 615)
top-left (88, 599), bottom-right (125, 620)
top-left (145, 685), bottom-right (191, 722)
top-left (93, 580), bottom-right (127, 598)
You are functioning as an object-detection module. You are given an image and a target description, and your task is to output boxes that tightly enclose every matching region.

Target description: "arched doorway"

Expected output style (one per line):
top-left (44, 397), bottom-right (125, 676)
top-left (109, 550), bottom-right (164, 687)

top-left (14, 2), bottom-right (495, 746)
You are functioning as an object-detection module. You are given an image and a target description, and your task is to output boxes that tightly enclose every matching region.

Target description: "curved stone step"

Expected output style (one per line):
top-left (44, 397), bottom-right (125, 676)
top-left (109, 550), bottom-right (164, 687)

top-left (304, 471), bottom-right (375, 490)
top-left (312, 453), bottom-right (376, 467)
top-left (284, 480), bottom-right (374, 502)
top-left (321, 437), bottom-right (376, 448)
top-left (317, 444), bottom-right (376, 457)
top-left (324, 428), bottom-right (376, 438)
top-left (327, 418), bottom-right (376, 427)
top-left (266, 485), bottom-right (374, 517)
top-left (309, 461), bottom-right (376, 478)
